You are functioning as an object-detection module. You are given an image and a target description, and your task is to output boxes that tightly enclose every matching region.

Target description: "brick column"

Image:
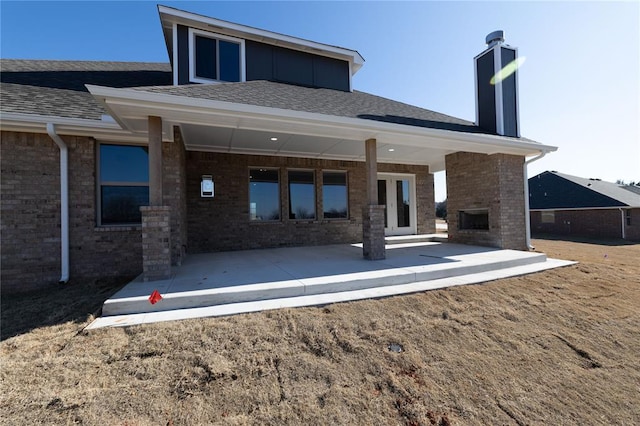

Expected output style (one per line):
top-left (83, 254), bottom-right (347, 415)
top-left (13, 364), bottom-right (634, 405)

top-left (362, 138), bottom-right (385, 259)
top-left (141, 116), bottom-right (172, 281)
top-left (141, 205), bottom-right (172, 281)
top-left (362, 205), bottom-right (386, 260)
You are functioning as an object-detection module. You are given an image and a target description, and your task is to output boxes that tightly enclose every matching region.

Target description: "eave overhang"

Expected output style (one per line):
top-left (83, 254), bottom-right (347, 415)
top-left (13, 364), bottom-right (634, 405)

top-left (86, 84), bottom-right (557, 172)
top-left (0, 112), bottom-right (169, 143)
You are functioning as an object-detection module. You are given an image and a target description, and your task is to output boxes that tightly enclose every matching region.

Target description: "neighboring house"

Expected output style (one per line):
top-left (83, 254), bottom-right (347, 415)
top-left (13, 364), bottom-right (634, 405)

top-left (529, 171), bottom-right (640, 241)
top-left (0, 6), bottom-right (556, 293)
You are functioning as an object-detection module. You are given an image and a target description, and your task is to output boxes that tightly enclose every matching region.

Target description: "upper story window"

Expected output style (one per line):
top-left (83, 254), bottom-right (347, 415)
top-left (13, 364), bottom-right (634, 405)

top-left (189, 28), bottom-right (245, 84)
top-left (97, 144), bottom-right (149, 226)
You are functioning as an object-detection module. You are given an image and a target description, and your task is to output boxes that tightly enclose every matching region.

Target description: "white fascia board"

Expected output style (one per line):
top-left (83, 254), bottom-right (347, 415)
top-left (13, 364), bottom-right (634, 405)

top-left (0, 112), bottom-right (168, 143)
top-left (158, 5), bottom-right (364, 74)
top-left (87, 84), bottom-right (557, 156)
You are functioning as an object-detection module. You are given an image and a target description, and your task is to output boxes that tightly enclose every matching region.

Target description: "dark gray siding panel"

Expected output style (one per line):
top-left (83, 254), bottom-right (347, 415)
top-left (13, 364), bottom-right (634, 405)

top-left (177, 24), bottom-right (190, 85)
top-left (476, 50), bottom-right (496, 133)
top-left (245, 40), bottom-right (350, 91)
top-left (245, 40), bottom-right (273, 81)
top-left (274, 47), bottom-right (314, 87)
top-left (313, 56), bottom-right (349, 91)
top-left (501, 47), bottom-right (518, 137)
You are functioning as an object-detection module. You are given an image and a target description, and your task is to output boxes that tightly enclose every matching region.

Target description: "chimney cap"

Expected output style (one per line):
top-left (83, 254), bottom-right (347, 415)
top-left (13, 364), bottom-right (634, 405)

top-left (486, 30), bottom-right (505, 47)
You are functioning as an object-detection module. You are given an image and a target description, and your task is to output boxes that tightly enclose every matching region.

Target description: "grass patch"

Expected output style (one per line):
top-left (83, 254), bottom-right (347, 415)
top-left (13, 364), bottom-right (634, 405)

top-left (1, 277), bottom-right (129, 341)
top-left (1, 240), bottom-right (639, 424)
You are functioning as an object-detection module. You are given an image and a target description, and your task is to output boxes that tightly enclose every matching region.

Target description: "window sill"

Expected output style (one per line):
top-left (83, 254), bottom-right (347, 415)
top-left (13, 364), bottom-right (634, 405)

top-left (94, 225), bottom-right (142, 232)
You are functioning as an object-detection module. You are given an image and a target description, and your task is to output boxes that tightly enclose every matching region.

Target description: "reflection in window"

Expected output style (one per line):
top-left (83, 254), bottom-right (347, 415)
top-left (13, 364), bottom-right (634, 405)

top-left (193, 32), bottom-right (241, 83)
top-left (99, 144), bottom-right (149, 225)
top-left (323, 171), bottom-right (348, 219)
top-left (396, 179), bottom-right (410, 227)
top-left (288, 170), bottom-right (315, 220)
top-left (250, 168), bottom-right (280, 221)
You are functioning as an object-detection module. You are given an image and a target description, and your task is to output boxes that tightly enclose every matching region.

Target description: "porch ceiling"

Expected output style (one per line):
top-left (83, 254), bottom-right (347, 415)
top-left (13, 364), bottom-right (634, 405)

top-left (87, 85), bottom-right (557, 172)
top-left (178, 124), bottom-right (454, 166)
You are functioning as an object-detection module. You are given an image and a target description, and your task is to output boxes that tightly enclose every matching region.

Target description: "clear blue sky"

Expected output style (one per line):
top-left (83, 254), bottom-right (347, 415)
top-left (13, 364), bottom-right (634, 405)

top-left (2, 1), bottom-right (638, 201)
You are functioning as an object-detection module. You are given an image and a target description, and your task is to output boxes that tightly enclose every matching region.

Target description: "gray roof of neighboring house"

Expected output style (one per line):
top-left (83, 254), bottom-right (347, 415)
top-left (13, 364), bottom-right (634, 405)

top-left (529, 171), bottom-right (640, 209)
top-left (0, 59), bottom-right (172, 120)
top-left (1, 59), bottom-right (532, 140)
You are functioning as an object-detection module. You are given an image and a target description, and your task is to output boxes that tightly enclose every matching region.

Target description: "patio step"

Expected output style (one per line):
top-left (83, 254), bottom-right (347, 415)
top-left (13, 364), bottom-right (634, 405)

top-left (88, 257), bottom-right (575, 329)
top-left (385, 234), bottom-right (447, 245)
top-left (101, 245), bottom-right (547, 317)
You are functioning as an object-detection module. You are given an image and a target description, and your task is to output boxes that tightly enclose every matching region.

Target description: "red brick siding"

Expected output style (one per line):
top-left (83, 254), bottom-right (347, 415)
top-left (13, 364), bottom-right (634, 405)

top-left (1, 131), bottom-right (144, 292)
top-left (446, 152), bottom-right (526, 250)
top-left (184, 151), bottom-right (434, 253)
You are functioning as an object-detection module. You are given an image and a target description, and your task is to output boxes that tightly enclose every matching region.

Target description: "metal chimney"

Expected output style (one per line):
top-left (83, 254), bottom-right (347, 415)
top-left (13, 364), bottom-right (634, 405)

top-left (485, 30), bottom-right (505, 47)
top-left (474, 30), bottom-right (520, 137)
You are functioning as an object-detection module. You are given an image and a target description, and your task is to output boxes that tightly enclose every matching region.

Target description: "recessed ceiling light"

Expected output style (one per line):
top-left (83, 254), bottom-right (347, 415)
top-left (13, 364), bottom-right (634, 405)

top-left (388, 148), bottom-right (395, 152)
top-left (270, 137), bottom-right (278, 141)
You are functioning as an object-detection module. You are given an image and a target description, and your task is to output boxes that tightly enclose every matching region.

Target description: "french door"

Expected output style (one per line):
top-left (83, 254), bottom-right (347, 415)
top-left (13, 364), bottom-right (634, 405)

top-left (377, 174), bottom-right (417, 236)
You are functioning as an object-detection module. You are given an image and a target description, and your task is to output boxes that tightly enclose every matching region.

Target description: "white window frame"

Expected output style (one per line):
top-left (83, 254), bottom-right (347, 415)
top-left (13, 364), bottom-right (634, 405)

top-left (188, 27), bottom-right (246, 84)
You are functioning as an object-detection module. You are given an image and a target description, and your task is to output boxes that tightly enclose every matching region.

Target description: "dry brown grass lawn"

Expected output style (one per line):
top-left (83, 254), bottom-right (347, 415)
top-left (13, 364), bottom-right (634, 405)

top-left (2, 238), bottom-right (639, 425)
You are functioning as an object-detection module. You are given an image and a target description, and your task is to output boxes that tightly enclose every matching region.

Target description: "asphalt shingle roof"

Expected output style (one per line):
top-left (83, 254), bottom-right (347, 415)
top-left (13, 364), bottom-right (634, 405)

top-left (529, 171), bottom-right (640, 209)
top-left (1, 59), bottom-right (533, 140)
top-left (134, 80), bottom-right (491, 135)
top-left (1, 59), bottom-right (172, 120)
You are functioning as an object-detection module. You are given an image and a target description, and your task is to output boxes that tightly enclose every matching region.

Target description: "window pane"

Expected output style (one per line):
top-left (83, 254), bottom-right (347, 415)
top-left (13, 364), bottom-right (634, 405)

top-left (219, 40), bottom-right (240, 82)
top-left (396, 180), bottom-right (410, 227)
top-left (100, 145), bottom-right (148, 183)
top-left (101, 186), bottom-right (149, 224)
top-left (289, 170), bottom-right (315, 220)
top-left (195, 35), bottom-right (217, 80)
top-left (250, 169), bottom-right (280, 221)
top-left (378, 180), bottom-right (387, 227)
top-left (323, 172), bottom-right (348, 219)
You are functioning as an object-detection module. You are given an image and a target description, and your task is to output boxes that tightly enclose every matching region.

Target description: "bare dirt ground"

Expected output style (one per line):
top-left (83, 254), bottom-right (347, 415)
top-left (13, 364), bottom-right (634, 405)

top-left (1, 238), bottom-right (639, 425)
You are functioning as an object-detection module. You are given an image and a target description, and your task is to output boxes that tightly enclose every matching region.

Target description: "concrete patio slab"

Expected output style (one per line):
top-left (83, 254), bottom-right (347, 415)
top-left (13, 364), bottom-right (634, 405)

top-left (87, 237), bottom-right (576, 329)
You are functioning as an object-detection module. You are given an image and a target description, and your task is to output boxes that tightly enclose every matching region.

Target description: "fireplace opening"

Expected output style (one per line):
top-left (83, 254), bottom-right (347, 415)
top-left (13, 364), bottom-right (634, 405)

top-left (459, 209), bottom-right (489, 230)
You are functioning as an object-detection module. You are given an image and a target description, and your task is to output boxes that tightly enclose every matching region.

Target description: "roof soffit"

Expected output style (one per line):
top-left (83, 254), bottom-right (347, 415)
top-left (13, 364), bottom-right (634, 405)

top-left (87, 84), bottom-right (556, 169)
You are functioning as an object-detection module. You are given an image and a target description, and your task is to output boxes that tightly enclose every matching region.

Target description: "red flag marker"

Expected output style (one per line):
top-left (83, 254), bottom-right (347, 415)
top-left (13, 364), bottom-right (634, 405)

top-left (149, 290), bottom-right (163, 305)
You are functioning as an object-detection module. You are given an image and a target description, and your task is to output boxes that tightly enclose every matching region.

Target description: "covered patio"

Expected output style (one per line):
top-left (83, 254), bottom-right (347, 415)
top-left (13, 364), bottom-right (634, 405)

top-left (87, 236), bottom-right (574, 329)
top-left (88, 82), bottom-right (558, 284)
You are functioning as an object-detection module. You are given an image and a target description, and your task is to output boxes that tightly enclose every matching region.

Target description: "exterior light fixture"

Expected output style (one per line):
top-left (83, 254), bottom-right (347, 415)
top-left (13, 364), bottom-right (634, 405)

top-left (270, 137), bottom-right (278, 141)
top-left (388, 148), bottom-right (395, 152)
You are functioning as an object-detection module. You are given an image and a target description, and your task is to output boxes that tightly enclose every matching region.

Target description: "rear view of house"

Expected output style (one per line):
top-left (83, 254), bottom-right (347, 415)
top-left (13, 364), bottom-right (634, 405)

top-left (1, 6), bottom-right (557, 293)
top-left (529, 171), bottom-right (640, 241)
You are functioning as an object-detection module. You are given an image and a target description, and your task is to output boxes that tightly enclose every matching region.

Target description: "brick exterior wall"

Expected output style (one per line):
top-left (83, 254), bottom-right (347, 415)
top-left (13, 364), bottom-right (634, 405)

top-left (1, 128), bottom-right (433, 292)
top-left (141, 206), bottom-right (172, 281)
top-left (446, 152), bottom-right (526, 250)
top-left (1, 131), bottom-right (142, 293)
top-left (184, 151), bottom-right (434, 253)
top-left (531, 208), bottom-right (640, 242)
